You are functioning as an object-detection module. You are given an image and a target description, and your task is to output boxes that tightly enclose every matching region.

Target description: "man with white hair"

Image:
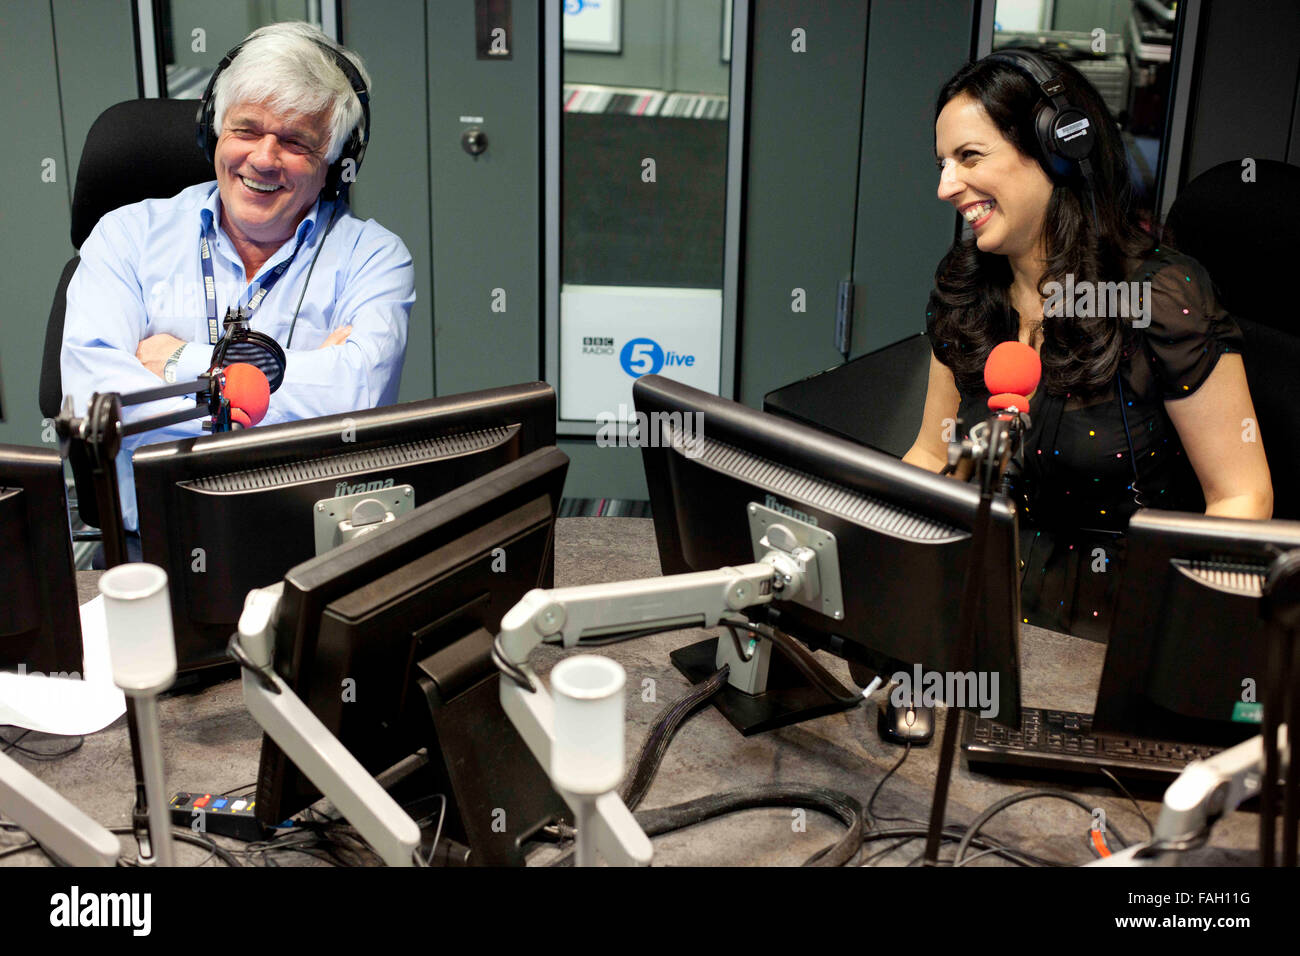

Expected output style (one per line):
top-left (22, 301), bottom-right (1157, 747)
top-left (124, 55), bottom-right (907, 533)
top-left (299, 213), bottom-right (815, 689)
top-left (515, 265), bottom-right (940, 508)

top-left (61, 22), bottom-right (413, 549)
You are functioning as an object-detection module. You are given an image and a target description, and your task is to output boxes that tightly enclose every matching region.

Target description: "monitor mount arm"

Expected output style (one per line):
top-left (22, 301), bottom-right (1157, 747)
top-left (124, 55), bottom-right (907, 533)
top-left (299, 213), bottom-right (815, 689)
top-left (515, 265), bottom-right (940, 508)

top-left (52, 372), bottom-right (239, 863)
top-left (228, 584), bottom-right (423, 867)
top-left (1091, 726), bottom-right (1288, 866)
top-left (495, 534), bottom-right (838, 865)
top-left (0, 749), bottom-right (121, 866)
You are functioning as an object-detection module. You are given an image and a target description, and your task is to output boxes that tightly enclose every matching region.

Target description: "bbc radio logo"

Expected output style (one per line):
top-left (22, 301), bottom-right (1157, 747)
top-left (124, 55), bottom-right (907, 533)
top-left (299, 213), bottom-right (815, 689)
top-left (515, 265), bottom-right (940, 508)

top-left (619, 337), bottom-right (697, 378)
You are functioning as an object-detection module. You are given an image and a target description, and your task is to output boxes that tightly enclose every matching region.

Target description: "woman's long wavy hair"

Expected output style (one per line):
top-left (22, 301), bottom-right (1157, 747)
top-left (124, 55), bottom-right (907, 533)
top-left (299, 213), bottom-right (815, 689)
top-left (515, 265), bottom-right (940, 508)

top-left (928, 50), bottom-right (1159, 397)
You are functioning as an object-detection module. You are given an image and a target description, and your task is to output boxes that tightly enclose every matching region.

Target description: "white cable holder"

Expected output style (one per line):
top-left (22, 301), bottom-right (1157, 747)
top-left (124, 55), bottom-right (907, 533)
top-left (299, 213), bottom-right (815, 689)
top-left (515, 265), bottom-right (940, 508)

top-left (1090, 725), bottom-right (1288, 866)
top-left (497, 560), bottom-right (784, 866)
top-left (99, 563), bottom-right (178, 867)
top-left (232, 584), bottom-right (422, 867)
top-left (550, 655), bottom-right (626, 866)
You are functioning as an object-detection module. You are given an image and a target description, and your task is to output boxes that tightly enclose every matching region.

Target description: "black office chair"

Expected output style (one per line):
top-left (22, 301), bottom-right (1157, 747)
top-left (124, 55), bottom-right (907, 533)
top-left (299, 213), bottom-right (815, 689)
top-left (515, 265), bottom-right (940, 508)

top-left (39, 98), bottom-right (214, 422)
top-left (39, 99), bottom-right (213, 553)
top-left (1163, 158), bottom-right (1300, 521)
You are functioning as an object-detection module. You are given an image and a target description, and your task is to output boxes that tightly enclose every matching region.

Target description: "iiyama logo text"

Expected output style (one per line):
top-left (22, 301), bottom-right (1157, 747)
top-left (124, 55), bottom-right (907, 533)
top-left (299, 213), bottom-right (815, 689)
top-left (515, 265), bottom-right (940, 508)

top-left (764, 495), bottom-right (818, 527)
top-left (335, 478), bottom-right (395, 496)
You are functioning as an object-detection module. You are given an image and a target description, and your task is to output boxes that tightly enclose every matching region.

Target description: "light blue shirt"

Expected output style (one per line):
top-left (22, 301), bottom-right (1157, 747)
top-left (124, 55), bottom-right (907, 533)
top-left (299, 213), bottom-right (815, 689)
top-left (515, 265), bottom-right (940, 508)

top-left (61, 182), bottom-right (414, 531)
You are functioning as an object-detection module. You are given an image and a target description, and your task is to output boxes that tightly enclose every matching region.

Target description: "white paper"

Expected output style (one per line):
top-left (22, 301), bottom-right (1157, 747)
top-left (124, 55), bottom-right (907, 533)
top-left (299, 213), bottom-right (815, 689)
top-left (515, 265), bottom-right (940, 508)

top-left (0, 595), bottom-right (126, 735)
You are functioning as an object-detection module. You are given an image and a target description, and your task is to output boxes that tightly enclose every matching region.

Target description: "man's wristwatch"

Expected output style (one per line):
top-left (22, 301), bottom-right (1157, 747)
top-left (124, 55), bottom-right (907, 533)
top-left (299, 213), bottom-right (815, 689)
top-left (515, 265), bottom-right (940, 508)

top-left (162, 344), bottom-right (187, 383)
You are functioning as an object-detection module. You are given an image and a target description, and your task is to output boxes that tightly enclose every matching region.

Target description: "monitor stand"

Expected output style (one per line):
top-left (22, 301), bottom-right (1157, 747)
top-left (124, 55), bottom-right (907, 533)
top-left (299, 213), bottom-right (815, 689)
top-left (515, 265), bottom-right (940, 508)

top-left (671, 633), bottom-right (857, 736)
top-left (413, 627), bottom-right (570, 865)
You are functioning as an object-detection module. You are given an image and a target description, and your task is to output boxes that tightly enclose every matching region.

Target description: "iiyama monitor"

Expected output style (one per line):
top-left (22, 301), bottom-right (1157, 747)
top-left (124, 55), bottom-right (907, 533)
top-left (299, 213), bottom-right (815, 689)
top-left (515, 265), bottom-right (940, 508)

top-left (134, 381), bottom-right (556, 670)
top-left (1093, 508), bottom-right (1300, 748)
top-left (633, 374), bottom-right (1023, 730)
top-left (0, 444), bottom-right (83, 676)
top-left (254, 448), bottom-right (569, 864)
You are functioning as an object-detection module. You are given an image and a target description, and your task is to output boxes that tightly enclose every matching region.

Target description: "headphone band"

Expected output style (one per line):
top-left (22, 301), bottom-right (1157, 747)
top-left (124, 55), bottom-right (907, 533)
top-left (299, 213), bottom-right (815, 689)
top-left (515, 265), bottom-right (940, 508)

top-left (984, 48), bottom-right (1100, 232)
top-left (985, 49), bottom-right (1097, 170)
top-left (195, 35), bottom-right (370, 201)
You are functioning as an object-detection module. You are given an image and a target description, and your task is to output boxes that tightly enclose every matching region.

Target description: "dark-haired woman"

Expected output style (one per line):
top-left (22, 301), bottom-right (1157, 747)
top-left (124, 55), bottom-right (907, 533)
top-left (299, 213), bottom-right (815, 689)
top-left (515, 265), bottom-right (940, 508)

top-left (902, 51), bottom-right (1272, 641)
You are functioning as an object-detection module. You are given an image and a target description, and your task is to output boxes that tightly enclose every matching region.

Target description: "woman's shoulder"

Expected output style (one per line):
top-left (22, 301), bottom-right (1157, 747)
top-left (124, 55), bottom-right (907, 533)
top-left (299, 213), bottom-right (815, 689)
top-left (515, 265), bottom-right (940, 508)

top-left (1126, 247), bottom-right (1245, 398)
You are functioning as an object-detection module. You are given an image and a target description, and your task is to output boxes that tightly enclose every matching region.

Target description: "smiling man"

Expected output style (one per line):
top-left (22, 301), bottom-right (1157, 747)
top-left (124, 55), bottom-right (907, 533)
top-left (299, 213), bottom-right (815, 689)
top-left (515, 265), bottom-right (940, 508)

top-left (61, 22), bottom-right (413, 549)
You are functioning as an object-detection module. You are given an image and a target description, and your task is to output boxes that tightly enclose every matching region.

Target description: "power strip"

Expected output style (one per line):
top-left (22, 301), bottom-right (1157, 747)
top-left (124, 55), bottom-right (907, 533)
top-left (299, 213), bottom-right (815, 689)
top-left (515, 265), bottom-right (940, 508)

top-left (169, 791), bottom-right (267, 842)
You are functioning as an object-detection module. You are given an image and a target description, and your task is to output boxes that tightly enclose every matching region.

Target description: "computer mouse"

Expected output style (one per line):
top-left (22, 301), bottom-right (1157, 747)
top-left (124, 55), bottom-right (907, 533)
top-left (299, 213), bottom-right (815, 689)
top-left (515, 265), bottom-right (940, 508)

top-left (878, 700), bottom-right (935, 746)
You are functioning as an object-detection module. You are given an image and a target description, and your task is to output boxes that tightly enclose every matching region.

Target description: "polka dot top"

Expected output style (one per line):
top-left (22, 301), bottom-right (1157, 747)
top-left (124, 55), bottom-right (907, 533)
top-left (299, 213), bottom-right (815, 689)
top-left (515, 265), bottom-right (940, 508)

top-left (933, 250), bottom-right (1245, 535)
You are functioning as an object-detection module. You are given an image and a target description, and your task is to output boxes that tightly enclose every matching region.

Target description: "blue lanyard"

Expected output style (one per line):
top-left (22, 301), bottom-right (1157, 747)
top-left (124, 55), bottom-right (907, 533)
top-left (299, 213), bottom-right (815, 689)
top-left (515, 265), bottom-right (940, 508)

top-left (201, 224), bottom-right (307, 344)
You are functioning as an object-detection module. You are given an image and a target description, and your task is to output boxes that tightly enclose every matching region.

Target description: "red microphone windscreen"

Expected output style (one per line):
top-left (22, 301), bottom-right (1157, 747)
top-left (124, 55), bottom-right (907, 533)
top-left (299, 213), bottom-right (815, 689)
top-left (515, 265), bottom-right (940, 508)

top-left (984, 341), bottom-right (1041, 399)
top-left (221, 363), bottom-right (270, 426)
top-left (988, 392), bottom-right (1031, 412)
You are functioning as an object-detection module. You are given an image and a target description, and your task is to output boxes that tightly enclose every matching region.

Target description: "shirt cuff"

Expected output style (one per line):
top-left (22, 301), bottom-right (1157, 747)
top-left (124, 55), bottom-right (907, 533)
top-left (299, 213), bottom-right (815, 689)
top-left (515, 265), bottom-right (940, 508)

top-left (174, 342), bottom-right (213, 384)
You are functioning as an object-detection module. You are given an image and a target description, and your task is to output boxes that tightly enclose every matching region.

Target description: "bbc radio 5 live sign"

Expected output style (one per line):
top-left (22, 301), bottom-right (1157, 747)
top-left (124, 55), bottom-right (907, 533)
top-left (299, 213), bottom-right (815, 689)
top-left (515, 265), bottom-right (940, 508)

top-left (559, 285), bottom-right (721, 422)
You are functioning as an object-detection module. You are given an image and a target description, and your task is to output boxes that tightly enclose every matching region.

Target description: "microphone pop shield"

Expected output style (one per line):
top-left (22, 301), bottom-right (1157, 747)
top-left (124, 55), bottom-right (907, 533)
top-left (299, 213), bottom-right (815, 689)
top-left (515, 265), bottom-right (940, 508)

top-left (210, 322), bottom-right (286, 392)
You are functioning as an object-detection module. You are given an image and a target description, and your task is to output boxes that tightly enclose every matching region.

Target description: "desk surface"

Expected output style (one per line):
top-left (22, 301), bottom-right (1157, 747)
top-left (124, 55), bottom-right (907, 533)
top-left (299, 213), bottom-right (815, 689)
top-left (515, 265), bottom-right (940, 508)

top-left (5, 518), bottom-right (1256, 866)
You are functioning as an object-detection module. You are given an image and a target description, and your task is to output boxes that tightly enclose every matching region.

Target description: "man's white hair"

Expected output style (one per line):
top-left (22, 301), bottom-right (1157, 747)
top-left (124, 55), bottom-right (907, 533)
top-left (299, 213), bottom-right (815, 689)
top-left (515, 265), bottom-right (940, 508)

top-left (212, 21), bottom-right (370, 165)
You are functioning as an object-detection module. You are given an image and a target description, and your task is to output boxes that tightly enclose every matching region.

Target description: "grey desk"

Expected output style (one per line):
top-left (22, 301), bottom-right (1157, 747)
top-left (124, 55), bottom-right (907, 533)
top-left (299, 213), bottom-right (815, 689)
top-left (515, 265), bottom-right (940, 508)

top-left (2, 518), bottom-right (1258, 866)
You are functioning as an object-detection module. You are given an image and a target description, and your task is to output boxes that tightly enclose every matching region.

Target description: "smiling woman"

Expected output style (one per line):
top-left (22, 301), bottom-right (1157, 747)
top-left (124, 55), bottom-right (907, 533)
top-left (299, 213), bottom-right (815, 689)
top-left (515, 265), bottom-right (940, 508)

top-left (901, 49), bottom-right (1272, 641)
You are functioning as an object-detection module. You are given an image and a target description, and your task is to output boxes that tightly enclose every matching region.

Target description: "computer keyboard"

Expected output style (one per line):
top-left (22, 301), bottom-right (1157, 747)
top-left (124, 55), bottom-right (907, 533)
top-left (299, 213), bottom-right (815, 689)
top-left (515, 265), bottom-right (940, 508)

top-left (962, 707), bottom-right (1223, 782)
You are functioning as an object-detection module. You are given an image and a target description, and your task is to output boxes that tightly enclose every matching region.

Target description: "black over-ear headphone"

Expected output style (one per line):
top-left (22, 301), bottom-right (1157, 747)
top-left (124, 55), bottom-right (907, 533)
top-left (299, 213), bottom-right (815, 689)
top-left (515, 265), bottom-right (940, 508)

top-left (985, 48), bottom-right (1100, 230)
top-left (196, 36), bottom-right (370, 201)
top-left (985, 49), bottom-right (1096, 182)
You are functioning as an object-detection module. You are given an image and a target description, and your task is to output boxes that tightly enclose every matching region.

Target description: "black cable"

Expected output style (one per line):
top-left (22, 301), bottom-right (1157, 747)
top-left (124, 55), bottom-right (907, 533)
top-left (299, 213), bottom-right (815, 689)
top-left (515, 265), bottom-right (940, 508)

top-left (725, 620), bottom-right (865, 708)
top-left (111, 826), bottom-right (240, 868)
top-left (632, 784), bottom-right (866, 867)
top-left (860, 827), bottom-right (1051, 868)
top-left (544, 665), bottom-right (864, 866)
top-left (622, 666), bottom-right (730, 812)
top-left (0, 729), bottom-right (83, 760)
top-left (219, 781), bottom-right (258, 796)
top-left (491, 636), bottom-right (533, 691)
top-left (1098, 767), bottom-right (1154, 837)
top-left (0, 728), bottom-right (31, 755)
top-left (284, 201), bottom-right (341, 349)
top-left (860, 835), bottom-right (918, 866)
top-left (866, 740), bottom-right (925, 825)
top-left (572, 623), bottom-right (698, 647)
top-left (0, 825), bottom-right (240, 867)
top-left (954, 789), bottom-right (1130, 865)
top-left (424, 793), bottom-right (447, 866)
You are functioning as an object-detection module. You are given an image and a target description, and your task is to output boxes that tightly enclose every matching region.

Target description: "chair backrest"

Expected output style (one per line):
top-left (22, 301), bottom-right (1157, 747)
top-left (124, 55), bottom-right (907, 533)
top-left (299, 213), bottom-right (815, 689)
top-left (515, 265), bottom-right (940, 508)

top-left (1164, 159), bottom-right (1300, 520)
top-left (40, 98), bottom-right (215, 420)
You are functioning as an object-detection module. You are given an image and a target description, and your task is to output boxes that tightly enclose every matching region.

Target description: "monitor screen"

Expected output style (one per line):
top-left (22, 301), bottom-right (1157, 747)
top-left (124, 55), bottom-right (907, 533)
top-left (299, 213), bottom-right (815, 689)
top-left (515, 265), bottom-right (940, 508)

top-left (134, 382), bottom-right (556, 671)
top-left (253, 447), bottom-right (570, 863)
top-left (1093, 508), bottom-right (1300, 747)
top-left (633, 374), bottom-right (1023, 727)
top-left (0, 444), bottom-right (82, 677)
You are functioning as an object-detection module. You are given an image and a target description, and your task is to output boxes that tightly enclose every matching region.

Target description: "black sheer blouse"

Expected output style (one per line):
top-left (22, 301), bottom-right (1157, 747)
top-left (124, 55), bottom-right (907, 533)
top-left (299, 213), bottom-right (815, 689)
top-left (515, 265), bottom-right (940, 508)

top-left (928, 250), bottom-right (1245, 641)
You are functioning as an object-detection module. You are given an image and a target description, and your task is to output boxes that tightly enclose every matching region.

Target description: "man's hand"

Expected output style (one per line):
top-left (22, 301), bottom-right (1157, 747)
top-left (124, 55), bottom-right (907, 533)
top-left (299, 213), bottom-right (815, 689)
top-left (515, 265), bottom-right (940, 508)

top-left (136, 333), bottom-right (187, 379)
top-left (319, 325), bottom-right (353, 349)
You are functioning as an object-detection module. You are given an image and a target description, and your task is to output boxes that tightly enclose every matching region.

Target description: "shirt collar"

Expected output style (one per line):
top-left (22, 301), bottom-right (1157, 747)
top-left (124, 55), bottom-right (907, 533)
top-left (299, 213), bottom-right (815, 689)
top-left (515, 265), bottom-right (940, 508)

top-left (197, 182), bottom-right (326, 248)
